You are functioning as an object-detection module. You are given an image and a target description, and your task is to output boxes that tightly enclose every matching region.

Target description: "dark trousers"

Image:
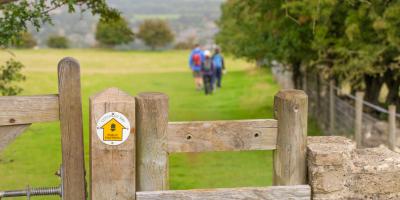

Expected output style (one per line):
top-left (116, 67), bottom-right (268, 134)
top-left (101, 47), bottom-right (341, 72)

top-left (203, 74), bottom-right (213, 95)
top-left (215, 68), bottom-right (223, 88)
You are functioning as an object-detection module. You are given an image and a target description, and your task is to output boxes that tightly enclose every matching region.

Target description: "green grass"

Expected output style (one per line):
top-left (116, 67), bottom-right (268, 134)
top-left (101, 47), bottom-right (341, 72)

top-left (0, 49), bottom-right (320, 197)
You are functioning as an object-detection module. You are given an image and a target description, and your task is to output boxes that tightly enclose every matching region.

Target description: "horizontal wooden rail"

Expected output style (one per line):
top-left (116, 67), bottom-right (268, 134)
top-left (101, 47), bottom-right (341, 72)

top-left (0, 94), bottom-right (59, 126)
top-left (167, 119), bottom-right (277, 153)
top-left (136, 185), bottom-right (311, 200)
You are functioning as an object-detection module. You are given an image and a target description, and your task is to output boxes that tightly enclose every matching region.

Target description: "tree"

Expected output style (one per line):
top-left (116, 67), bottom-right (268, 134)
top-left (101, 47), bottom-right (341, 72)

top-left (0, 0), bottom-right (119, 48)
top-left (47, 35), bottom-right (69, 48)
top-left (217, 0), bottom-right (400, 107)
top-left (12, 32), bottom-right (37, 48)
top-left (0, 0), bottom-right (119, 95)
top-left (137, 19), bottom-right (174, 50)
top-left (95, 17), bottom-right (134, 47)
top-left (216, 0), bottom-right (316, 88)
top-left (174, 36), bottom-right (197, 50)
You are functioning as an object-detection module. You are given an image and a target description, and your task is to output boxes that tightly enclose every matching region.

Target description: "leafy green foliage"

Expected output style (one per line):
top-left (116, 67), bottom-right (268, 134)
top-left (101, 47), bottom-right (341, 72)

top-left (0, 58), bottom-right (25, 95)
top-left (0, 0), bottom-right (120, 48)
top-left (137, 19), bottom-right (175, 50)
top-left (47, 35), bottom-right (69, 48)
top-left (217, 0), bottom-right (400, 107)
top-left (12, 32), bottom-right (37, 49)
top-left (95, 17), bottom-right (134, 47)
top-left (216, 1), bottom-right (316, 88)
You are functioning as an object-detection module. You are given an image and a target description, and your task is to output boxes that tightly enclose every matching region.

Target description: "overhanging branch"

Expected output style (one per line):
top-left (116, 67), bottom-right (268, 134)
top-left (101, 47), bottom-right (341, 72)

top-left (0, 0), bottom-right (18, 5)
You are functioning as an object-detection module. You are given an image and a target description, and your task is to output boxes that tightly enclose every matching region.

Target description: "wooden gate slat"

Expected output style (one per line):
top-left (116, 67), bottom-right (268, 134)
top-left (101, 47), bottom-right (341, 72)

top-left (0, 95), bottom-right (59, 126)
top-left (58, 57), bottom-right (86, 200)
top-left (167, 119), bottom-right (277, 153)
top-left (136, 185), bottom-right (311, 200)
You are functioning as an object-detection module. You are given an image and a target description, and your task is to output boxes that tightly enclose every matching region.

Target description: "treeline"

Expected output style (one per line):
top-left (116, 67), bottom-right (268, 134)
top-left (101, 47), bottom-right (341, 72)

top-left (216, 1), bottom-right (400, 107)
top-left (14, 17), bottom-right (176, 50)
top-left (96, 17), bottom-right (175, 50)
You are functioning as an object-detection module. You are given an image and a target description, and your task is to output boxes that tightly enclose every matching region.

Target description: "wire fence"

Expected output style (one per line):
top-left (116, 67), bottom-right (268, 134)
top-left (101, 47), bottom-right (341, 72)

top-left (272, 65), bottom-right (399, 150)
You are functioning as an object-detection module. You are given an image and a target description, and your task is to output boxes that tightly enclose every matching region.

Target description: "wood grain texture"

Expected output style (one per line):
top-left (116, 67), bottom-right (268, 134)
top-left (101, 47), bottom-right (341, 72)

top-left (0, 95), bottom-right (59, 126)
top-left (167, 119), bottom-right (277, 153)
top-left (136, 92), bottom-right (169, 191)
top-left (90, 88), bottom-right (136, 200)
top-left (136, 185), bottom-right (311, 200)
top-left (273, 90), bottom-right (308, 185)
top-left (0, 124), bottom-right (30, 152)
top-left (58, 57), bottom-right (86, 200)
top-left (355, 91), bottom-right (364, 148)
top-left (388, 105), bottom-right (396, 151)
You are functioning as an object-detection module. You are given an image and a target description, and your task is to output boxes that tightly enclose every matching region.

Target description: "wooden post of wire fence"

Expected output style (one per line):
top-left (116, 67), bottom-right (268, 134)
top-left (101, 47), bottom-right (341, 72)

top-left (136, 92), bottom-right (169, 191)
top-left (388, 105), bottom-right (397, 151)
top-left (355, 91), bottom-right (364, 148)
top-left (273, 90), bottom-right (308, 185)
top-left (58, 57), bottom-right (86, 200)
top-left (89, 88), bottom-right (136, 200)
top-left (329, 80), bottom-right (336, 135)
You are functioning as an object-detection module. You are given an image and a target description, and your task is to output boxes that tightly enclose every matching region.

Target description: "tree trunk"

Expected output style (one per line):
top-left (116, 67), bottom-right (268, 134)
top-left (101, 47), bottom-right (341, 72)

top-left (385, 72), bottom-right (400, 107)
top-left (364, 74), bottom-right (384, 105)
top-left (256, 59), bottom-right (264, 68)
top-left (291, 61), bottom-right (303, 89)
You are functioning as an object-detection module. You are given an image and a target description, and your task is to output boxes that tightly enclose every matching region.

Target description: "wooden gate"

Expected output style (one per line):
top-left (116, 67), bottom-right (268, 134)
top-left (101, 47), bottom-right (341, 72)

top-left (0, 57), bottom-right (311, 199)
top-left (90, 89), bottom-right (310, 199)
top-left (0, 58), bottom-right (86, 200)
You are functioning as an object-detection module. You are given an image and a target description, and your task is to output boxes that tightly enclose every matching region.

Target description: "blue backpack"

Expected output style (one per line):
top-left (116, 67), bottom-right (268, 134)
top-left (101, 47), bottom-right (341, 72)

top-left (212, 54), bottom-right (223, 69)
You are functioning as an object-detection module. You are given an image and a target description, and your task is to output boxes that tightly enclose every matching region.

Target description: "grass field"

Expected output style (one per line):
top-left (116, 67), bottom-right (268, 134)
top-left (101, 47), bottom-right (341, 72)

top-left (0, 49), bottom-right (320, 197)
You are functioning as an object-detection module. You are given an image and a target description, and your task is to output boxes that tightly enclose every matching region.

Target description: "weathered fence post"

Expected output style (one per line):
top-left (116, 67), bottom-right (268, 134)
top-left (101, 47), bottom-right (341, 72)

top-left (58, 57), bottom-right (86, 200)
top-left (355, 91), bottom-right (364, 148)
top-left (329, 80), bottom-right (336, 135)
top-left (273, 90), bottom-right (308, 185)
top-left (89, 88), bottom-right (136, 200)
top-left (136, 92), bottom-right (169, 191)
top-left (388, 105), bottom-right (397, 151)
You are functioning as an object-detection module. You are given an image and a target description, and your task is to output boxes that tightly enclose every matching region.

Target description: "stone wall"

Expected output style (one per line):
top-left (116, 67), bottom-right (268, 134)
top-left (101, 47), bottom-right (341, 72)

top-left (308, 136), bottom-right (400, 199)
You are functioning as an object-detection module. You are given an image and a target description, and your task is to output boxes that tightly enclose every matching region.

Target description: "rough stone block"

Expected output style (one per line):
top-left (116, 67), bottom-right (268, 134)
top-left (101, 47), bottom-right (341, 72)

top-left (307, 136), bottom-right (400, 199)
top-left (307, 136), bottom-right (354, 166)
top-left (310, 167), bottom-right (345, 193)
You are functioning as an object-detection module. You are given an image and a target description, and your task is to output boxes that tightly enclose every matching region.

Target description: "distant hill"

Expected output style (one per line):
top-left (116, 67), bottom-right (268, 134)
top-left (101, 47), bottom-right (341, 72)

top-left (30, 0), bottom-right (223, 48)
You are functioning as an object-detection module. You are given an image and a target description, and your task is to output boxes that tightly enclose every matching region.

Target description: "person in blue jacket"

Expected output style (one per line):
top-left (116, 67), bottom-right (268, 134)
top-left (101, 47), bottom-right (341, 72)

top-left (211, 47), bottom-right (225, 88)
top-left (189, 44), bottom-right (205, 90)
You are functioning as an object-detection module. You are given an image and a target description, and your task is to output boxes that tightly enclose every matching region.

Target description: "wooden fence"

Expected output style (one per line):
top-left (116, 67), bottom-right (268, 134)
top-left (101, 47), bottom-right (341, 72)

top-left (90, 88), bottom-right (311, 199)
top-left (304, 74), bottom-right (398, 151)
top-left (0, 57), bottom-right (311, 199)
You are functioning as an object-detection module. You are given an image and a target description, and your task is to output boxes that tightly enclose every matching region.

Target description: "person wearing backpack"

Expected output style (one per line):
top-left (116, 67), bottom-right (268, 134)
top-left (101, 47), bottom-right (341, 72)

top-left (201, 50), bottom-right (215, 95)
top-left (212, 47), bottom-right (225, 88)
top-left (189, 44), bottom-right (204, 90)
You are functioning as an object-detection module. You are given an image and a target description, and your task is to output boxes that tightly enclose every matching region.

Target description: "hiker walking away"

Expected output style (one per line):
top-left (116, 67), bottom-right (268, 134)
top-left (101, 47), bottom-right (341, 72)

top-left (212, 47), bottom-right (225, 88)
top-left (189, 44), bottom-right (204, 90)
top-left (202, 50), bottom-right (215, 95)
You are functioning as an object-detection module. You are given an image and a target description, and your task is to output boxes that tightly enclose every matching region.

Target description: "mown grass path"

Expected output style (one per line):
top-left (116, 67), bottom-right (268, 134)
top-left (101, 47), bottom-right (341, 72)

top-left (0, 49), bottom-right (318, 198)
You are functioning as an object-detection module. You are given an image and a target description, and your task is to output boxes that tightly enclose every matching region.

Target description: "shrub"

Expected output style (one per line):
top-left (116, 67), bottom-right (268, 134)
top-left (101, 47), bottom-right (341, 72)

top-left (137, 19), bottom-right (174, 50)
top-left (12, 32), bottom-right (37, 49)
top-left (95, 17), bottom-right (134, 47)
top-left (47, 36), bottom-right (69, 49)
top-left (174, 36), bottom-right (197, 50)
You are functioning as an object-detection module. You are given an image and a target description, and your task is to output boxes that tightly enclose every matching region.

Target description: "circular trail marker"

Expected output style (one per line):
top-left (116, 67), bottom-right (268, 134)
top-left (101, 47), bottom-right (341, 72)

top-left (96, 112), bottom-right (130, 145)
